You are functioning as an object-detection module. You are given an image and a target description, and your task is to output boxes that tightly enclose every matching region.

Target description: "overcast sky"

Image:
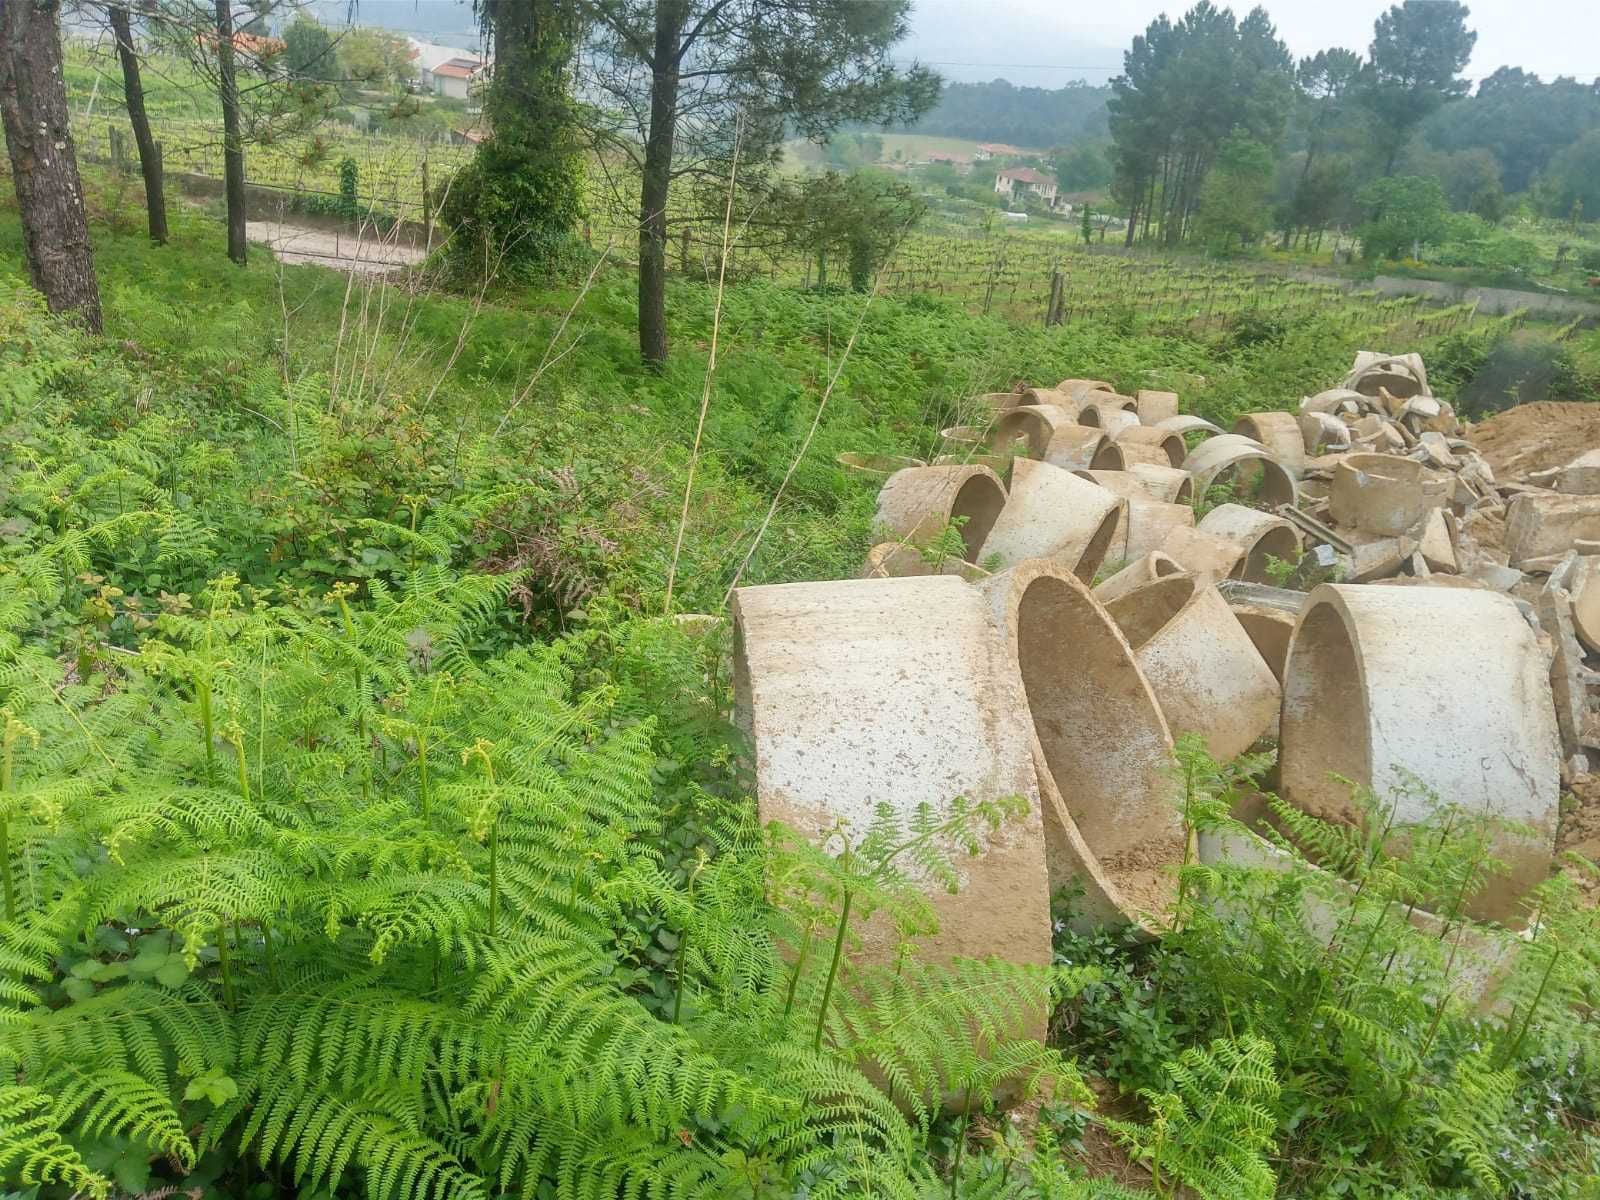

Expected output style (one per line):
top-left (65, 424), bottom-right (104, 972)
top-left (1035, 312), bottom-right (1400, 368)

top-left (900, 0), bottom-right (1600, 88)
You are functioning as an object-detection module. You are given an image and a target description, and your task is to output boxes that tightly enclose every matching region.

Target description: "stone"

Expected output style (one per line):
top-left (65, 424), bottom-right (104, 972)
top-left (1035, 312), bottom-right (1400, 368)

top-left (1555, 449), bottom-right (1600, 496)
top-left (1505, 493), bottom-right (1600, 568)
top-left (1414, 508), bottom-right (1459, 574)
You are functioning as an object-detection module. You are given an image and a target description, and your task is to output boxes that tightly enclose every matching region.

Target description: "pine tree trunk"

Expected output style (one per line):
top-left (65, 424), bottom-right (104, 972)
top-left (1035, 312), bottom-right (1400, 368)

top-left (214, 0), bottom-right (246, 265)
top-left (0, 0), bottom-right (103, 330)
top-left (108, 5), bottom-right (166, 244)
top-left (637, 0), bottom-right (684, 367)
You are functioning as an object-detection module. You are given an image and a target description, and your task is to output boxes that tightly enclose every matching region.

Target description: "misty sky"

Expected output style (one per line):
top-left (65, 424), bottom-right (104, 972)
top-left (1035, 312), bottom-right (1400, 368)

top-left (900, 0), bottom-right (1600, 88)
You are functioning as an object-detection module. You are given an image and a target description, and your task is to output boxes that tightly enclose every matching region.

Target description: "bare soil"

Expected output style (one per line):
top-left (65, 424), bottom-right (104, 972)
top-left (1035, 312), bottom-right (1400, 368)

top-left (245, 220), bottom-right (427, 274)
top-left (1468, 401), bottom-right (1600, 481)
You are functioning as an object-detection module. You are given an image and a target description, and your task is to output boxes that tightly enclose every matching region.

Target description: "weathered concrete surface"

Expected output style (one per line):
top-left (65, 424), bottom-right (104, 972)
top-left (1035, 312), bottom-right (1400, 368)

top-left (1554, 449), bottom-right (1600, 495)
top-left (1228, 602), bottom-right (1298, 683)
top-left (875, 465), bottom-right (1007, 562)
top-left (1328, 454), bottom-right (1450, 537)
top-left (1136, 389), bottom-right (1181, 425)
top-left (1197, 504), bottom-right (1302, 584)
top-left (1040, 423), bottom-right (1107, 471)
top-left (1279, 584), bottom-right (1559, 924)
top-left (1115, 424), bottom-right (1187, 467)
top-left (1233, 412), bottom-right (1306, 467)
top-left (1506, 493), bottom-right (1600, 568)
top-left (1343, 350), bottom-right (1429, 399)
top-left (1092, 438), bottom-right (1172, 470)
top-left (1078, 403), bottom-right (1141, 436)
top-left (1122, 498), bottom-right (1197, 564)
top-left (1301, 410), bottom-right (1353, 454)
top-left (978, 560), bottom-right (1180, 928)
top-left (1574, 556), bottom-right (1600, 653)
top-left (860, 542), bottom-right (990, 581)
top-left (1094, 551), bottom-right (1185, 605)
top-left (979, 459), bottom-right (1125, 579)
top-left (1156, 414), bottom-right (1223, 439)
top-left (1158, 525), bottom-right (1247, 582)
top-left (1103, 574), bottom-right (1282, 762)
top-left (732, 577), bottom-right (1053, 991)
top-left (990, 404), bottom-right (1071, 458)
top-left (1184, 434), bottom-right (1299, 508)
top-left (1080, 465), bottom-right (1193, 505)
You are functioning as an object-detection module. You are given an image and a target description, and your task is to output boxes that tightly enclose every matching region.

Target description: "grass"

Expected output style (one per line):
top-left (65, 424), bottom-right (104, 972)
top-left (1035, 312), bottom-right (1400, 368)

top-left (6, 171), bottom-right (1600, 1199)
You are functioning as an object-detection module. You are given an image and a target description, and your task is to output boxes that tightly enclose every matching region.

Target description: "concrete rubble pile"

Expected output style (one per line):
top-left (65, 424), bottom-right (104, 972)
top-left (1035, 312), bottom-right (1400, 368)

top-left (728, 355), bottom-right (1588, 1031)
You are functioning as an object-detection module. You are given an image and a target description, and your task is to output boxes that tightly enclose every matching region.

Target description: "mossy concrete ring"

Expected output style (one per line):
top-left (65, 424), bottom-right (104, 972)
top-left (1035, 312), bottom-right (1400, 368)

top-left (1196, 503), bottom-right (1302, 584)
top-left (1184, 434), bottom-right (1298, 509)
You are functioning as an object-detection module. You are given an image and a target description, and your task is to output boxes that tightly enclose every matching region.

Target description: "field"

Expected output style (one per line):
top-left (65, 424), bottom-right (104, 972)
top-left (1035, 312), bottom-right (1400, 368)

top-left (9, 102), bottom-right (1600, 1195)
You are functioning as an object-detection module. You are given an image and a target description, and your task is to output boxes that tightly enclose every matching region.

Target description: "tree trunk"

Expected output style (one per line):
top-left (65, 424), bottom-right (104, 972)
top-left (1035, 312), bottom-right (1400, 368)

top-left (637, 0), bottom-right (684, 367)
top-left (108, 5), bottom-right (167, 244)
top-left (1122, 187), bottom-right (1139, 248)
top-left (0, 0), bottom-right (102, 329)
top-left (214, 0), bottom-right (246, 265)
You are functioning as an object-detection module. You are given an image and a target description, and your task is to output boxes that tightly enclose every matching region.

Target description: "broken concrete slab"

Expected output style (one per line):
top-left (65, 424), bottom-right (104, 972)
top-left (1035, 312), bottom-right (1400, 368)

top-left (1347, 535), bottom-right (1419, 582)
top-left (1555, 449), bottom-right (1600, 496)
top-left (1279, 583), bottom-right (1559, 925)
top-left (1414, 508), bottom-right (1459, 574)
top-left (1328, 453), bottom-right (1450, 536)
top-left (1572, 557), bottom-right (1600, 653)
top-left (1506, 493), bottom-right (1600, 568)
top-left (1102, 573), bottom-right (1282, 762)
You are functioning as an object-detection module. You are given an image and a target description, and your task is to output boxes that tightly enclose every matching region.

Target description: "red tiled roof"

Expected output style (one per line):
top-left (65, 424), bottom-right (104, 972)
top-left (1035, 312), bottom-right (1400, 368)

top-left (432, 59), bottom-right (482, 79)
top-left (997, 167), bottom-right (1054, 186)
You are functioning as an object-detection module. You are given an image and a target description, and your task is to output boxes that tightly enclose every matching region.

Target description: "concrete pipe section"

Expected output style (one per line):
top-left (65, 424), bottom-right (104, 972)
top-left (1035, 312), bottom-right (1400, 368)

top-left (838, 452), bottom-right (925, 478)
top-left (860, 543), bottom-right (989, 582)
top-left (1115, 424), bottom-right (1187, 468)
top-left (874, 464), bottom-right (1007, 564)
top-left (1157, 525), bottom-right (1246, 583)
top-left (1123, 499), bottom-right (1197, 564)
top-left (1078, 403), bottom-right (1141, 436)
top-left (977, 560), bottom-right (1181, 928)
top-left (1056, 378), bottom-right (1114, 401)
top-left (978, 459), bottom-right (1125, 580)
top-left (1102, 573), bottom-right (1282, 763)
top-left (1232, 412), bottom-right (1305, 467)
top-left (1135, 389), bottom-right (1180, 425)
top-left (1040, 424), bottom-right (1107, 471)
top-left (988, 403), bottom-right (1074, 458)
top-left (1227, 601), bottom-right (1298, 682)
top-left (1184, 434), bottom-right (1298, 509)
top-left (1328, 453), bottom-right (1450, 537)
top-left (1279, 584), bottom-right (1559, 924)
top-left (1094, 551), bottom-right (1185, 605)
top-left (931, 453), bottom-right (1015, 478)
top-left (1155, 414), bottom-right (1223, 439)
top-left (1091, 440), bottom-right (1172, 471)
top-left (1078, 466), bottom-right (1193, 506)
top-left (732, 577), bottom-right (1052, 979)
top-left (1197, 503), bottom-right (1302, 584)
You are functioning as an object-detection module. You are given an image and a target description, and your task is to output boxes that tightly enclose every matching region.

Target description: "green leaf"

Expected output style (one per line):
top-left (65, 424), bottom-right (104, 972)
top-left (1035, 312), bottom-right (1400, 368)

top-left (63, 976), bottom-right (95, 1002)
top-left (155, 959), bottom-right (190, 988)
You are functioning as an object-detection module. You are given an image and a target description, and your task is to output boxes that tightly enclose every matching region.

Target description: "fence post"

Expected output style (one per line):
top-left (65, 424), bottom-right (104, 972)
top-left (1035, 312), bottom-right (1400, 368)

top-left (420, 155), bottom-right (433, 252)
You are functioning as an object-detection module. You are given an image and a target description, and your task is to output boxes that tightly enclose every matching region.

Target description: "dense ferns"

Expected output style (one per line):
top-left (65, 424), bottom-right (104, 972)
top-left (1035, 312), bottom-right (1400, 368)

top-left (0, 545), bottom-right (1089, 1199)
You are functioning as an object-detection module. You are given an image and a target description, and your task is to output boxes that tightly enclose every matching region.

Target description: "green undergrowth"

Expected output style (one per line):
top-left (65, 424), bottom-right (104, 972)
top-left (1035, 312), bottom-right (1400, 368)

top-left (4, 184), bottom-right (1600, 1198)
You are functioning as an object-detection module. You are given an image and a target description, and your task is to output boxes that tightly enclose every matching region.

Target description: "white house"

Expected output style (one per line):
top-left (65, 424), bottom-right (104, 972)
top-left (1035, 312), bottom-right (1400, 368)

top-left (406, 38), bottom-right (488, 99)
top-left (994, 167), bottom-right (1058, 209)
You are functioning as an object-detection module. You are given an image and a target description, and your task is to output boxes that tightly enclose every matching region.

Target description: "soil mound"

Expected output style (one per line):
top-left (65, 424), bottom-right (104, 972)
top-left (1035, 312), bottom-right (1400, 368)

top-left (1469, 401), bottom-right (1600, 480)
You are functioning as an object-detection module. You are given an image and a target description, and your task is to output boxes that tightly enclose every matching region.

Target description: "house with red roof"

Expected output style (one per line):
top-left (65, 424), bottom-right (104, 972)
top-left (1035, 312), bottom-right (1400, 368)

top-left (994, 167), bottom-right (1058, 209)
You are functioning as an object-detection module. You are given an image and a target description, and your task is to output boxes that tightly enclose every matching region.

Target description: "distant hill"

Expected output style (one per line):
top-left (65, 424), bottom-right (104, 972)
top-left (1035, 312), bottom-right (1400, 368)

top-left (892, 79), bottom-right (1110, 151)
